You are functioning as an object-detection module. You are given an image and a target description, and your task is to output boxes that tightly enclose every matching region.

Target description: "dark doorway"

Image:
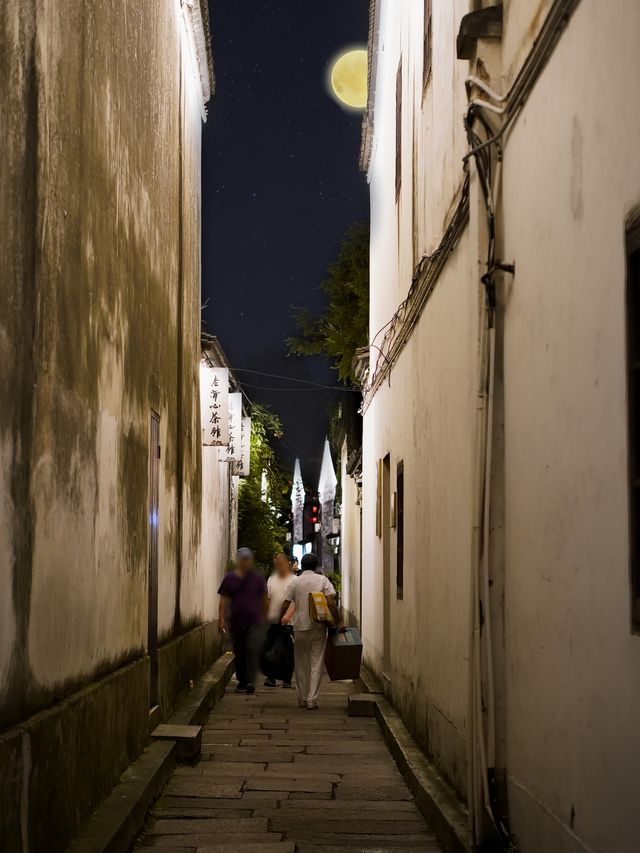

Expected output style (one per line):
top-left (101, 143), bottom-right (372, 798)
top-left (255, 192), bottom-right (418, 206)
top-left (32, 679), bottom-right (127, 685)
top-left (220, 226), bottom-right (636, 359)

top-left (382, 453), bottom-right (391, 675)
top-left (148, 412), bottom-right (160, 706)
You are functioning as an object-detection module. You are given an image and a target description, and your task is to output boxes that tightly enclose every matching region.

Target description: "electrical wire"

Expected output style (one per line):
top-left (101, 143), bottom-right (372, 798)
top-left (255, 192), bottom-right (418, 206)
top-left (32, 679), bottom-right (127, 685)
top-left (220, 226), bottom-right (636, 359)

top-left (240, 382), bottom-right (359, 393)
top-left (364, 175), bottom-right (470, 398)
top-left (230, 366), bottom-right (359, 392)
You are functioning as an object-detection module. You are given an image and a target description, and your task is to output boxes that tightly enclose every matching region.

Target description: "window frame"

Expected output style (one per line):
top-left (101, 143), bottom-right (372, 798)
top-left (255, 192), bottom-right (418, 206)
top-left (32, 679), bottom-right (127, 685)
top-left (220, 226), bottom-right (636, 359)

top-left (396, 460), bottom-right (404, 600)
top-left (423, 0), bottom-right (433, 94)
top-left (395, 60), bottom-right (402, 202)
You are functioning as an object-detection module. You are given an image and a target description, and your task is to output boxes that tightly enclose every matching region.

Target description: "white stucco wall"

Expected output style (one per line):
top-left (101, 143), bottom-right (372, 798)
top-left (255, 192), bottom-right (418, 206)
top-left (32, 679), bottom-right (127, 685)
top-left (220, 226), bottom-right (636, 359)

top-left (362, 234), bottom-right (478, 794)
top-left (362, 0), bottom-right (477, 796)
top-left (499, 2), bottom-right (640, 850)
top-left (359, 0), bottom-right (640, 850)
top-left (200, 451), bottom-right (232, 620)
top-left (339, 440), bottom-right (362, 626)
top-left (0, 1), bottom-right (223, 727)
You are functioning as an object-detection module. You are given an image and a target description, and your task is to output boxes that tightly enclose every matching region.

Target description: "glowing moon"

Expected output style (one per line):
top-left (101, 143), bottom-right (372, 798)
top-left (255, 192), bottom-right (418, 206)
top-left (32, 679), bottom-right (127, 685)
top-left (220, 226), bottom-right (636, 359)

top-left (330, 49), bottom-right (368, 109)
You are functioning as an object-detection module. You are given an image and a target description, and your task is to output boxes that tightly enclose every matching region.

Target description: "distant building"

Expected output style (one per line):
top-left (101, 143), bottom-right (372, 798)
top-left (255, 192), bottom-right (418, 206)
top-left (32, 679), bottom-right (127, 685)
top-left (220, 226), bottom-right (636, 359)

top-left (317, 439), bottom-right (338, 575)
top-left (0, 3), bottom-right (232, 849)
top-left (344, 1), bottom-right (640, 851)
top-left (334, 392), bottom-right (364, 626)
top-left (291, 458), bottom-right (305, 546)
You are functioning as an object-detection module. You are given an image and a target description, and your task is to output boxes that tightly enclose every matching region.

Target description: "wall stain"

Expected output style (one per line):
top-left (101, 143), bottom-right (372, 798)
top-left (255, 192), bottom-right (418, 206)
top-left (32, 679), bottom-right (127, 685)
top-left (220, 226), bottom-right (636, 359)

top-left (570, 115), bottom-right (584, 223)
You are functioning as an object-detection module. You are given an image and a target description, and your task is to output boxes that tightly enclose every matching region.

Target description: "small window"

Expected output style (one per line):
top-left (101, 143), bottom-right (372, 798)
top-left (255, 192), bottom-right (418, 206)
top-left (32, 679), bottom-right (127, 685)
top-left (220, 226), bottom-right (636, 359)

top-left (395, 61), bottom-right (402, 201)
top-left (396, 461), bottom-right (404, 599)
top-left (626, 210), bottom-right (640, 633)
top-left (423, 0), bottom-right (432, 91)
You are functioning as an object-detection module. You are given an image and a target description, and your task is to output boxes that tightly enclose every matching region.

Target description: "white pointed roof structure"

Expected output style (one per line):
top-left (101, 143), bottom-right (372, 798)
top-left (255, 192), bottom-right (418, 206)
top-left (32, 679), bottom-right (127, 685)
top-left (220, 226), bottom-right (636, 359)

top-left (318, 439), bottom-right (337, 505)
top-left (291, 458), bottom-right (305, 543)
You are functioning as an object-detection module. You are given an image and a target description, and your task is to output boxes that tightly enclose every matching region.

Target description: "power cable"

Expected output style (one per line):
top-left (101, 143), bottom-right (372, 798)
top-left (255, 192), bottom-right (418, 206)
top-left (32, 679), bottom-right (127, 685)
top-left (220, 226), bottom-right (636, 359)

top-left (240, 382), bottom-right (359, 393)
top-left (231, 366), bottom-right (359, 392)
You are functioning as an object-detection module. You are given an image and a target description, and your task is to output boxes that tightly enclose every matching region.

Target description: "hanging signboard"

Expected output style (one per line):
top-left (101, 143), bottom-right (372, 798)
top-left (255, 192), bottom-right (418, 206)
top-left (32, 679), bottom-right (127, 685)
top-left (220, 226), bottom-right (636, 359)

top-left (200, 365), bottom-right (229, 446)
top-left (217, 392), bottom-right (242, 464)
top-left (232, 417), bottom-right (251, 477)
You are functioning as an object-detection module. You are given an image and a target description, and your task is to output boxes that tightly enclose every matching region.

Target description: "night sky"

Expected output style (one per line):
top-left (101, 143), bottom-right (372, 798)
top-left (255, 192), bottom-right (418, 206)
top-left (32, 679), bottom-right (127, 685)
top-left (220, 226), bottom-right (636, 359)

top-left (202, 1), bottom-right (369, 485)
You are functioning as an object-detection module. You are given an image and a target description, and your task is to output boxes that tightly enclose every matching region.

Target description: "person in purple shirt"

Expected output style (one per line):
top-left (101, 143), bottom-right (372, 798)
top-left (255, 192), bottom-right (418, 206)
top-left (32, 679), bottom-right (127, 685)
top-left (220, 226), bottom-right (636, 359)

top-left (218, 547), bottom-right (267, 694)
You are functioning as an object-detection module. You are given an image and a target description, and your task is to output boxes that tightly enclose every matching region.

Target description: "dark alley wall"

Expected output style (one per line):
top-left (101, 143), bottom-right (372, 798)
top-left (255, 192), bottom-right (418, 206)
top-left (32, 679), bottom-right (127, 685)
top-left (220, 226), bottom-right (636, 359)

top-left (0, 2), bottom-right (214, 848)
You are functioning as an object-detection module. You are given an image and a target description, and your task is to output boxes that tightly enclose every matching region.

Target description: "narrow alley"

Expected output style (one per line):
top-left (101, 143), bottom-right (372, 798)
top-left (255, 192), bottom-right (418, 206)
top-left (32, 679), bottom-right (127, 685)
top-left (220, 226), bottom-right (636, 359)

top-left (136, 680), bottom-right (441, 852)
top-left (3, 1), bottom-right (640, 851)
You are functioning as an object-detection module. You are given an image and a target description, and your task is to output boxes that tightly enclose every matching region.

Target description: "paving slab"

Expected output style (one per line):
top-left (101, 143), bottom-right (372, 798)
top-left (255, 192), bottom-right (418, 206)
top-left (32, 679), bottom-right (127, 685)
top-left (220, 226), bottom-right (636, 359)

top-left (150, 818), bottom-right (267, 835)
top-left (137, 848), bottom-right (295, 853)
top-left (291, 833), bottom-right (437, 847)
top-left (273, 799), bottom-right (419, 813)
top-left (158, 796), bottom-right (257, 810)
top-left (200, 733), bottom-right (244, 745)
top-left (244, 776), bottom-right (333, 793)
top-left (260, 767), bottom-right (341, 782)
top-left (335, 785), bottom-right (414, 801)
top-left (305, 740), bottom-right (388, 754)
top-left (296, 846), bottom-right (442, 853)
top-left (135, 848), bottom-right (195, 853)
top-left (287, 791), bottom-right (333, 800)
top-left (142, 834), bottom-right (283, 847)
top-left (239, 792), bottom-right (283, 803)
top-left (269, 817), bottom-right (428, 834)
top-left (175, 761), bottom-right (267, 776)
top-left (196, 846), bottom-right (295, 853)
top-left (163, 781), bottom-right (243, 799)
top-left (239, 732), bottom-right (379, 745)
top-left (293, 753), bottom-right (399, 769)
top-left (200, 747), bottom-right (300, 762)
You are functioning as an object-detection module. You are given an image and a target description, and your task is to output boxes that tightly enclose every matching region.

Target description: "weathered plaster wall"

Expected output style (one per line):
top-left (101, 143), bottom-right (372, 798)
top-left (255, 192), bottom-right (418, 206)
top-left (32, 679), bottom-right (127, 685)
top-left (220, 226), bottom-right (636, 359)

top-left (0, 2), bottom-right (224, 847)
top-left (362, 235), bottom-right (477, 796)
top-left (360, 1), bottom-right (640, 850)
top-left (362, 0), bottom-right (476, 798)
top-left (0, 0), bottom-right (207, 732)
top-left (0, 0), bottom-right (38, 729)
top-left (201, 450), bottom-right (232, 611)
top-left (500, 2), bottom-right (640, 850)
top-left (338, 440), bottom-right (361, 626)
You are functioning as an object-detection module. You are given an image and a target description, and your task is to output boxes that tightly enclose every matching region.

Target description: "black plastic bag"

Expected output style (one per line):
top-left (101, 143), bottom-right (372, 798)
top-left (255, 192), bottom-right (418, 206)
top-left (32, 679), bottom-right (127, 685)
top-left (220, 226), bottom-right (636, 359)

top-left (260, 624), bottom-right (294, 682)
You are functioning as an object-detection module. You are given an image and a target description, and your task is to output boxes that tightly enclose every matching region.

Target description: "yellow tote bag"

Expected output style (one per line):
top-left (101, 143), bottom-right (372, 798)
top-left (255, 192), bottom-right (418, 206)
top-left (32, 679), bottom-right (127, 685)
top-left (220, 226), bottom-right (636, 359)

top-left (308, 591), bottom-right (335, 626)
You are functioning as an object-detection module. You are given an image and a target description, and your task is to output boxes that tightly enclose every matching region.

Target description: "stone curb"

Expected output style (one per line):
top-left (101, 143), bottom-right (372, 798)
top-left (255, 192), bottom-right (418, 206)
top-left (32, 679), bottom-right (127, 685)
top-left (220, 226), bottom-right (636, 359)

top-left (66, 652), bottom-right (235, 853)
top-left (358, 667), bottom-right (472, 853)
top-left (168, 651), bottom-right (235, 727)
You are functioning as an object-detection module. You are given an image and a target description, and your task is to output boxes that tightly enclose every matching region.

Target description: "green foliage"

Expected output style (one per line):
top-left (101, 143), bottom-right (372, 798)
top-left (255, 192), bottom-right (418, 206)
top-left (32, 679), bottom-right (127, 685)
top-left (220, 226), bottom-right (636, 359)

top-left (288, 222), bottom-right (369, 384)
top-left (237, 405), bottom-right (290, 572)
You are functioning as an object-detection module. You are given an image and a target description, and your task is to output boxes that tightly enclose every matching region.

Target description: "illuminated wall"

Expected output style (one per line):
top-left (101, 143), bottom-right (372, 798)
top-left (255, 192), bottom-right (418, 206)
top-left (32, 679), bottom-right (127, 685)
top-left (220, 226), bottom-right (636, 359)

top-left (0, 2), bottom-right (220, 848)
top-left (358, 1), bottom-right (640, 851)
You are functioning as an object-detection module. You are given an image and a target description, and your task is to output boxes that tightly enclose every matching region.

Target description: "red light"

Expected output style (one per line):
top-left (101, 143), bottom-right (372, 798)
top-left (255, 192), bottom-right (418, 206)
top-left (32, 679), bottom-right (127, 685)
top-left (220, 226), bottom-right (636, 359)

top-left (312, 505), bottom-right (318, 512)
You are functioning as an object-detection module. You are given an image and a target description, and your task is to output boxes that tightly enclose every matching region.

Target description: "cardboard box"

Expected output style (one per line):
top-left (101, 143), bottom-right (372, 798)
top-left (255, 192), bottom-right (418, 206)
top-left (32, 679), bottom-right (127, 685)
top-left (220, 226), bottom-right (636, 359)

top-left (325, 627), bottom-right (363, 681)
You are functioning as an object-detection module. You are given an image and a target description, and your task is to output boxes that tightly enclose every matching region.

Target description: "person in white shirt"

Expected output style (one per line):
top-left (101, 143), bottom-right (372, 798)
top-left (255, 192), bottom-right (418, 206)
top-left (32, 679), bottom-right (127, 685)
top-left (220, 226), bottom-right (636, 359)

top-left (264, 553), bottom-right (295, 688)
top-left (280, 552), bottom-right (341, 710)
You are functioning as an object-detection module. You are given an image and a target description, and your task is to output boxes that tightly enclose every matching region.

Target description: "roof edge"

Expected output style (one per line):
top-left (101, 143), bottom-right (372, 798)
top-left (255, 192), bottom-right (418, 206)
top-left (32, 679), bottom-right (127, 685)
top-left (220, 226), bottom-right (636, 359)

top-left (359, 0), bottom-right (379, 173)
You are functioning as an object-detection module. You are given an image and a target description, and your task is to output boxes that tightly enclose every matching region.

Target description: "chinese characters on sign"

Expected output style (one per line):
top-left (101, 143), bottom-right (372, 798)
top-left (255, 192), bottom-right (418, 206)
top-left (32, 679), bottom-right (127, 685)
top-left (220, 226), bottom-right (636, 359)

top-left (217, 392), bottom-right (242, 464)
top-left (200, 366), bottom-right (229, 446)
top-left (232, 417), bottom-right (251, 477)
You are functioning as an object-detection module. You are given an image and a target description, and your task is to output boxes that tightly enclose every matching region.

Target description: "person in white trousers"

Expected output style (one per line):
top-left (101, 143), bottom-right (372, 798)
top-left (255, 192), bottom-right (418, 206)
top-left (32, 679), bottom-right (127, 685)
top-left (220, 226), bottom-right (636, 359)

top-left (280, 553), bottom-right (341, 710)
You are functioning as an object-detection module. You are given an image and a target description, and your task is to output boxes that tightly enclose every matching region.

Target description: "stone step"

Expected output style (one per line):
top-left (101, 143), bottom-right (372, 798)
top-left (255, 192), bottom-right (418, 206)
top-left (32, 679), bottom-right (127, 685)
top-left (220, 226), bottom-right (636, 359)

top-left (347, 692), bottom-right (378, 717)
top-left (151, 724), bottom-right (203, 759)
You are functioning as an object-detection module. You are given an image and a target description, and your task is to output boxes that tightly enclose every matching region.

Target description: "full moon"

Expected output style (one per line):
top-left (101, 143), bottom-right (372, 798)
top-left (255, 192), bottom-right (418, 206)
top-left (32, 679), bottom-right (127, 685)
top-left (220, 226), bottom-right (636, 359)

top-left (330, 49), bottom-right (368, 109)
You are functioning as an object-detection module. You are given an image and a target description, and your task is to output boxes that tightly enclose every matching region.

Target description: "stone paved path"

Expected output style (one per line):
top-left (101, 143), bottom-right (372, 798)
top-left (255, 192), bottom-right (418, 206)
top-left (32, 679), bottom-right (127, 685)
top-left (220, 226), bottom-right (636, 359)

top-left (136, 677), bottom-right (443, 852)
